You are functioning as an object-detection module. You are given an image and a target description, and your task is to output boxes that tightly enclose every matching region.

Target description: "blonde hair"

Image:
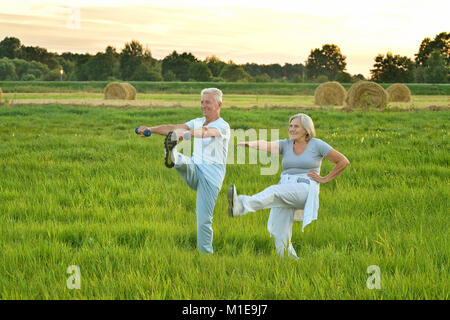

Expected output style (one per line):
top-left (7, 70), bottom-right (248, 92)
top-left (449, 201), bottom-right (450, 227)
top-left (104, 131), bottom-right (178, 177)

top-left (289, 113), bottom-right (316, 141)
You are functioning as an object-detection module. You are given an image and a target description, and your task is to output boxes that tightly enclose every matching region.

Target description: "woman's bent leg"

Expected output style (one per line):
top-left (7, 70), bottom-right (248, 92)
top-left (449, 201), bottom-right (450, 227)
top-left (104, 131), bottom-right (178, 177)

top-left (267, 207), bottom-right (298, 259)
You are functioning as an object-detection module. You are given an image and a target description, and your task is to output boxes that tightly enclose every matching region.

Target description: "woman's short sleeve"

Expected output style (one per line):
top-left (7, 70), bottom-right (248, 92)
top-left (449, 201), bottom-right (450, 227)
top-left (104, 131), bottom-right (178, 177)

top-left (278, 139), bottom-right (289, 156)
top-left (315, 139), bottom-right (333, 157)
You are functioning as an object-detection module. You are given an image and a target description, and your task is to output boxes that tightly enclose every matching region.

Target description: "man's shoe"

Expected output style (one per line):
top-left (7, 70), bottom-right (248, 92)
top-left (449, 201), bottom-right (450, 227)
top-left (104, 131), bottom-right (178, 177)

top-left (164, 131), bottom-right (178, 168)
top-left (227, 184), bottom-right (238, 217)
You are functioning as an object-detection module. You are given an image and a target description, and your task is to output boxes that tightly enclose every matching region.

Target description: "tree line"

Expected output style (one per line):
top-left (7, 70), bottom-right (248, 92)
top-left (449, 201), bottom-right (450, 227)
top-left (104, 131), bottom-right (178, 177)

top-left (0, 32), bottom-right (448, 83)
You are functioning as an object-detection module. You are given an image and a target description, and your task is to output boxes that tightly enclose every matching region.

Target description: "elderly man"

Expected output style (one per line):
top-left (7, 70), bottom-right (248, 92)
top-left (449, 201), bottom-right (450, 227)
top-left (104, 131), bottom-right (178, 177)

top-left (136, 88), bottom-right (230, 254)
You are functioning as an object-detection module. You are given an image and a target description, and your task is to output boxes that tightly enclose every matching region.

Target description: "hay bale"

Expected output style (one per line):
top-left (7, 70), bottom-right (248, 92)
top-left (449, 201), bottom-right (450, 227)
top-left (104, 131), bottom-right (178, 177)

top-left (121, 82), bottom-right (136, 100)
top-left (387, 83), bottom-right (411, 102)
top-left (104, 82), bottom-right (136, 100)
top-left (314, 81), bottom-right (347, 106)
top-left (345, 81), bottom-right (388, 109)
top-left (0, 87), bottom-right (2, 101)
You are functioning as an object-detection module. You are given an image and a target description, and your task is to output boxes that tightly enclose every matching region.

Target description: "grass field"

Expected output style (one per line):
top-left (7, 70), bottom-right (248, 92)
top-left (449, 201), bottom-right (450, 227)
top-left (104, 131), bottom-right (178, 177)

top-left (0, 103), bottom-right (448, 299)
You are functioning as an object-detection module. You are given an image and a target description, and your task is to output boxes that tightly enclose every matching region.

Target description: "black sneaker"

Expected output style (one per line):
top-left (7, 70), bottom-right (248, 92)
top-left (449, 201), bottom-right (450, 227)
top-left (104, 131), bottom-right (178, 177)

top-left (164, 131), bottom-right (178, 168)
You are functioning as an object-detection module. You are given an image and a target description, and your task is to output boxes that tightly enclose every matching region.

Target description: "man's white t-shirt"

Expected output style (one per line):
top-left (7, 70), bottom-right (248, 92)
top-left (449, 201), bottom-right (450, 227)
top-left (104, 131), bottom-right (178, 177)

top-left (185, 117), bottom-right (231, 189)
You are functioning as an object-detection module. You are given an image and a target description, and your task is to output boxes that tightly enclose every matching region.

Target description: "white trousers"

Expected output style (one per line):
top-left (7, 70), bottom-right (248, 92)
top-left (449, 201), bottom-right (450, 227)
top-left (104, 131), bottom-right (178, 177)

top-left (236, 174), bottom-right (310, 259)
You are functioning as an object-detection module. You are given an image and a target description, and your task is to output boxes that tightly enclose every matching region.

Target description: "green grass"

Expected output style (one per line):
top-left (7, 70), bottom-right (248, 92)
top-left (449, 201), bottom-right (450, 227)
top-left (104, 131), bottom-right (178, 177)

top-left (1, 81), bottom-right (449, 95)
top-left (0, 104), bottom-right (448, 299)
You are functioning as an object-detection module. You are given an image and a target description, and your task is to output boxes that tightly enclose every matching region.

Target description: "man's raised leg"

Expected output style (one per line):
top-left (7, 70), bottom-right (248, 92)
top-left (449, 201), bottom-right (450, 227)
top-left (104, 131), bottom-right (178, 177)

top-left (173, 150), bottom-right (199, 191)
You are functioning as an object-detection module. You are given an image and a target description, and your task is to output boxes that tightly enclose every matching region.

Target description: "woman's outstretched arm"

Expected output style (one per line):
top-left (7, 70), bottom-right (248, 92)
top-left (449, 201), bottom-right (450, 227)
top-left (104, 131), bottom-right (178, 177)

top-left (237, 140), bottom-right (280, 154)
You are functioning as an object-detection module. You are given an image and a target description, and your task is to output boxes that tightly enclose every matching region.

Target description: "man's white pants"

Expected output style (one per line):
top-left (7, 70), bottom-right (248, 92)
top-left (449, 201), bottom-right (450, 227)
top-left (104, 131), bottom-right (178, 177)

top-left (236, 175), bottom-right (310, 259)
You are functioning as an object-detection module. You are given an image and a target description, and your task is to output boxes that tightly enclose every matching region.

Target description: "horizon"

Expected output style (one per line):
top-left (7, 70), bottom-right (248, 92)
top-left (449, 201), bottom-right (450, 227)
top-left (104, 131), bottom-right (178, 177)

top-left (1, 0), bottom-right (449, 78)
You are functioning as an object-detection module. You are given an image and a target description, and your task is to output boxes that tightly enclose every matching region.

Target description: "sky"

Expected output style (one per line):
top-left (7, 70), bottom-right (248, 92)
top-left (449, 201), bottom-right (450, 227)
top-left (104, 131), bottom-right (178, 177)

top-left (1, 0), bottom-right (449, 78)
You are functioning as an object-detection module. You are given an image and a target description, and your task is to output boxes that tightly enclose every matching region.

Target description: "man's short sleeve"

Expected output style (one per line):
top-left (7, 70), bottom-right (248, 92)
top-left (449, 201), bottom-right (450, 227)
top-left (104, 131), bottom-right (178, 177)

top-left (315, 139), bottom-right (333, 157)
top-left (185, 119), bottom-right (195, 130)
top-left (208, 119), bottom-right (230, 140)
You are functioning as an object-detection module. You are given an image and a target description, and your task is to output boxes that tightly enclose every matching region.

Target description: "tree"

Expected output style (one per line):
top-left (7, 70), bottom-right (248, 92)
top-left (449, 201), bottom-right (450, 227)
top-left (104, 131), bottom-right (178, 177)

top-left (0, 58), bottom-right (18, 80)
top-left (423, 50), bottom-right (448, 83)
top-left (205, 56), bottom-right (226, 77)
top-left (71, 54), bottom-right (93, 80)
top-left (84, 52), bottom-right (114, 80)
top-left (188, 62), bottom-right (212, 81)
top-left (415, 32), bottom-right (449, 68)
top-left (120, 40), bottom-right (153, 80)
top-left (20, 45), bottom-right (59, 69)
top-left (219, 64), bottom-right (251, 82)
top-left (131, 63), bottom-right (162, 81)
top-left (0, 37), bottom-right (21, 59)
top-left (283, 63), bottom-right (305, 80)
top-left (370, 52), bottom-right (414, 83)
top-left (242, 63), bottom-right (284, 79)
top-left (27, 60), bottom-right (50, 80)
top-left (162, 51), bottom-right (198, 81)
top-left (305, 44), bottom-right (347, 81)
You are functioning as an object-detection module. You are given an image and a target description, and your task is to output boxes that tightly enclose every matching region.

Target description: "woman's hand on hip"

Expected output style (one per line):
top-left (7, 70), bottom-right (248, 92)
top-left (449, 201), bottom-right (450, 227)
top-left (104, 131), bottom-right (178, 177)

top-left (307, 171), bottom-right (329, 184)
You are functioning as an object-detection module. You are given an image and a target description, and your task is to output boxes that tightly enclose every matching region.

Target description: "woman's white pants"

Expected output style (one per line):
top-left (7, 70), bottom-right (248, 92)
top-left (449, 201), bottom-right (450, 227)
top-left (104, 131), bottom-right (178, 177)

top-left (236, 174), bottom-right (310, 259)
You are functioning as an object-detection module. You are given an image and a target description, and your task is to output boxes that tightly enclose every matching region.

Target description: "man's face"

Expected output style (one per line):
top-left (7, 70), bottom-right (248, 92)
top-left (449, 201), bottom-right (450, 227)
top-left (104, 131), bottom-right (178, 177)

top-left (201, 93), bottom-right (221, 118)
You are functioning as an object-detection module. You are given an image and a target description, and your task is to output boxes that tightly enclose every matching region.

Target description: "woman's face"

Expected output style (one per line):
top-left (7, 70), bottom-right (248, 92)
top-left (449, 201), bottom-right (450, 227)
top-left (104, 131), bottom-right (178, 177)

top-left (289, 118), bottom-right (307, 141)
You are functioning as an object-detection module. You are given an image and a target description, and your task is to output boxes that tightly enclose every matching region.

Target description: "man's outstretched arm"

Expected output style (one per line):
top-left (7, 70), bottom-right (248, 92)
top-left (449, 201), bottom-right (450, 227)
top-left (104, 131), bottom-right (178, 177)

top-left (169, 126), bottom-right (222, 140)
top-left (137, 124), bottom-right (189, 137)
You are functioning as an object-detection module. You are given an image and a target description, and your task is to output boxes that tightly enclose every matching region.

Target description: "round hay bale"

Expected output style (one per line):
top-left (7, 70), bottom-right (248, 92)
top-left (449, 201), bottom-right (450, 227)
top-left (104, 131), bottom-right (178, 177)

top-left (386, 83), bottom-right (411, 102)
top-left (121, 82), bottom-right (136, 100)
top-left (104, 82), bottom-right (135, 100)
top-left (104, 82), bottom-right (128, 100)
top-left (345, 81), bottom-right (388, 109)
top-left (314, 81), bottom-right (347, 106)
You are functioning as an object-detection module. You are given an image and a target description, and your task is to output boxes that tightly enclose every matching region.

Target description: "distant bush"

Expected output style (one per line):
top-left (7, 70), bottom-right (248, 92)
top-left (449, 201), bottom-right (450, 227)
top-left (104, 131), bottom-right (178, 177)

top-left (291, 75), bottom-right (303, 83)
top-left (220, 64), bottom-right (251, 82)
top-left (0, 57), bottom-right (52, 81)
top-left (43, 69), bottom-right (62, 81)
top-left (315, 75), bottom-right (329, 83)
top-left (0, 58), bottom-right (17, 80)
top-left (21, 74), bottom-right (36, 81)
top-left (212, 76), bottom-right (225, 82)
top-left (252, 73), bottom-right (271, 83)
top-left (163, 70), bottom-right (177, 81)
top-left (335, 72), bottom-right (352, 83)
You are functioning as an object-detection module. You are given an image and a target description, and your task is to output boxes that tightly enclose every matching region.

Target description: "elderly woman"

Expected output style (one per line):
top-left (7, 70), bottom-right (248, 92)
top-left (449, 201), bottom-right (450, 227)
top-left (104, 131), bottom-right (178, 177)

top-left (228, 113), bottom-right (350, 259)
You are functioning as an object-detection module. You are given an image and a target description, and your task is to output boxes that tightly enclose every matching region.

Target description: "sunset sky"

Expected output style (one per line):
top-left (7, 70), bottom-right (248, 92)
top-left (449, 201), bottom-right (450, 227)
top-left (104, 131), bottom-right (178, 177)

top-left (1, 0), bottom-right (448, 77)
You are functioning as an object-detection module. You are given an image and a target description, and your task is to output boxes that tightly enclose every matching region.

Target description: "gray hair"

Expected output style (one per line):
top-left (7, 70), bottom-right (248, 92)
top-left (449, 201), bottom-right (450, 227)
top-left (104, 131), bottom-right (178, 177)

top-left (201, 88), bottom-right (223, 104)
top-left (289, 113), bottom-right (316, 141)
